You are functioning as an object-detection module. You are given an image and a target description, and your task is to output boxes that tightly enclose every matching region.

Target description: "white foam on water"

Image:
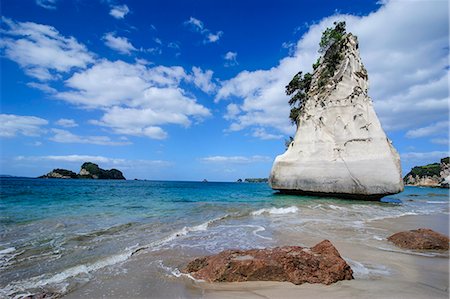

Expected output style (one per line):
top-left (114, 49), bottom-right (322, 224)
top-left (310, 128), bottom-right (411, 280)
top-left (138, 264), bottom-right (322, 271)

top-left (345, 258), bottom-right (391, 279)
top-left (157, 260), bottom-right (204, 282)
top-left (217, 224), bottom-right (273, 241)
top-left (427, 201), bottom-right (448, 204)
top-left (251, 206), bottom-right (299, 216)
top-left (1, 215), bottom-right (228, 298)
top-left (373, 235), bottom-right (383, 241)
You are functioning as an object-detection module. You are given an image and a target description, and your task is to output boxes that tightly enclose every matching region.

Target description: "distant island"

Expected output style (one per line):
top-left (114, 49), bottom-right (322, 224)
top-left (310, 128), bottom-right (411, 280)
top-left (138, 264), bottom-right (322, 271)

top-left (236, 178), bottom-right (268, 183)
top-left (404, 157), bottom-right (449, 188)
top-left (39, 162), bottom-right (125, 180)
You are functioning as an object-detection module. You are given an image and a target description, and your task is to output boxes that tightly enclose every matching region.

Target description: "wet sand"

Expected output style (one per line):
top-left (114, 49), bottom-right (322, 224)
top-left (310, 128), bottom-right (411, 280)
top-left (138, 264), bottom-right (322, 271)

top-left (65, 213), bottom-right (449, 298)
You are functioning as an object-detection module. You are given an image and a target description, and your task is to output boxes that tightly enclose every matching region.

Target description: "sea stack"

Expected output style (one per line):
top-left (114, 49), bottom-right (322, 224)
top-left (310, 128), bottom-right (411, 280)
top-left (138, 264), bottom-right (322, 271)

top-left (270, 29), bottom-right (403, 200)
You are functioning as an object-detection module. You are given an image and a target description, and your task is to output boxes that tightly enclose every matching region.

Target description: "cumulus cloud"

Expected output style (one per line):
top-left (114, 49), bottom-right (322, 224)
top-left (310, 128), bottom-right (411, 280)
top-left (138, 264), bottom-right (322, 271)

top-left (103, 32), bottom-right (137, 55)
top-left (36, 0), bottom-right (58, 10)
top-left (0, 17), bottom-right (94, 81)
top-left (109, 4), bottom-right (130, 19)
top-left (0, 114), bottom-right (48, 137)
top-left (406, 120), bottom-right (449, 138)
top-left (200, 155), bottom-right (272, 164)
top-left (190, 66), bottom-right (216, 94)
top-left (216, 0), bottom-right (449, 138)
top-left (55, 60), bottom-right (211, 139)
top-left (224, 51), bottom-right (238, 67)
top-left (55, 118), bottom-right (78, 127)
top-left (184, 17), bottom-right (223, 44)
top-left (49, 129), bottom-right (131, 145)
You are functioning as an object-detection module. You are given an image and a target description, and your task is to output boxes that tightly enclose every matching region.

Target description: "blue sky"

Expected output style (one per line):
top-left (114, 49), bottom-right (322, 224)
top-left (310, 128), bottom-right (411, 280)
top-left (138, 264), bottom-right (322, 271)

top-left (1, 0), bottom-right (448, 181)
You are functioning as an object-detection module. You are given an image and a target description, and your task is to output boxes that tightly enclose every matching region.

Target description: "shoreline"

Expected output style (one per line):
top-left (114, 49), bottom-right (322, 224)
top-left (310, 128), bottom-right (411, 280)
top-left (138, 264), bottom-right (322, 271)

top-left (63, 212), bottom-right (449, 299)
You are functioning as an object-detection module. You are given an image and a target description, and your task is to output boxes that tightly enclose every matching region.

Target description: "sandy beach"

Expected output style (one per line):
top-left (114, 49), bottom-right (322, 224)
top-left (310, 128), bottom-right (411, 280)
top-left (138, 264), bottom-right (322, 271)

top-left (64, 213), bottom-right (449, 299)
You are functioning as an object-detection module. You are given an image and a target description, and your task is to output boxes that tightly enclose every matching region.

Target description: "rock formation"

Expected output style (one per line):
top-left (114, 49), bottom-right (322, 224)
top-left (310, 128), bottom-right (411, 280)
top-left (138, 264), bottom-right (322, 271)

top-left (404, 157), bottom-right (449, 188)
top-left (78, 162), bottom-right (125, 180)
top-left (269, 31), bottom-right (403, 199)
top-left (182, 240), bottom-right (353, 285)
top-left (388, 228), bottom-right (449, 250)
top-left (39, 168), bottom-right (78, 179)
top-left (39, 162), bottom-right (125, 180)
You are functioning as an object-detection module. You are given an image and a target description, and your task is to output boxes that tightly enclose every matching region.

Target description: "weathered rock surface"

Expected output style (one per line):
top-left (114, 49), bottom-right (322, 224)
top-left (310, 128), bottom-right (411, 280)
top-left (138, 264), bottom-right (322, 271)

top-left (39, 168), bottom-right (78, 179)
top-left (388, 228), bottom-right (449, 250)
top-left (182, 240), bottom-right (353, 285)
top-left (269, 34), bottom-right (403, 199)
top-left (404, 157), bottom-right (449, 188)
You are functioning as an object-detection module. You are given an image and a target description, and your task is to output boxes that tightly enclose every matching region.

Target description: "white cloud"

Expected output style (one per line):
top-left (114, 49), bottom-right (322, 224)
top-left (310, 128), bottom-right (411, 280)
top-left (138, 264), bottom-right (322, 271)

top-left (224, 51), bottom-right (238, 67)
top-left (406, 121), bottom-right (449, 138)
top-left (49, 129), bottom-right (131, 145)
top-left (184, 17), bottom-right (223, 44)
top-left (36, 0), bottom-right (58, 10)
top-left (15, 155), bottom-right (169, 168)
top-left (216, 0), bottom-right (449, 138)
top-left (431, 138), bottom-right (449, 145)
top-left (55, 60), bottom-right (211, 139)
top-left (26, 82), bottom-right (57, 94)
top-left (200, 155), bottom-right (272, 164)
top-left (0, 17), bottom-right (94, 81)
top-left (207, 32), bottom-right (223, 43)
top-left (224, 103), bottom-right (241, 120)
top-left (252, 128), bottom-right (284, 140)
top-left (55, 118), bottom-right (78, 128)
top-left (109, 4), bottom-right (130, 19)
top-left (401, 151), bottom-right (449, 161)
top-left (190, 67), bottom-right (216, 94)
top-left (103, 32), bottom-right (137, 55)
top-left (0, 114), bottom-right (48, 137)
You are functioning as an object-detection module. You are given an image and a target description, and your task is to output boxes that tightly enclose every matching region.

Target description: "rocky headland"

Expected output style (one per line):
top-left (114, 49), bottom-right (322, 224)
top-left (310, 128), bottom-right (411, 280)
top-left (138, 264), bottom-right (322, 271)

top-left (403, 157), bottom-right (449, 188)
top-left (39, 162), bottom-right (125, 180)
top-left (269, 22), bottom-right (403, 200)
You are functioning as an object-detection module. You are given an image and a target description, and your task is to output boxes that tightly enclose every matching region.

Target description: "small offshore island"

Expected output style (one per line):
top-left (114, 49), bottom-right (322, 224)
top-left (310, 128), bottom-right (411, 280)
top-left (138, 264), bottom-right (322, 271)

top-left (39, 162), bottom-right (125, 180)
top-left (404, 157), bottom-right (449, 188)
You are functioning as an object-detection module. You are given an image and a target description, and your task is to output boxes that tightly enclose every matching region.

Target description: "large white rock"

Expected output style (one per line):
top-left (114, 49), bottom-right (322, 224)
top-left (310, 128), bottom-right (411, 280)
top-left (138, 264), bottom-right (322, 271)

top-left (269, 34), bottom-right (403, 199)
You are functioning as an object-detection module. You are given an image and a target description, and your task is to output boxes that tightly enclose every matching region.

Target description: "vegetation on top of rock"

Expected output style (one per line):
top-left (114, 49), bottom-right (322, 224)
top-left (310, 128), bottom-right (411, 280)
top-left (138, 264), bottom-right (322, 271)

top-left (286, 21), bottom-right (347, 125)
top-left (79, 162), bottom-right (125, 180)
top-left (441, 157), bottom-right (449, 164)
top-left (39, 168), bottom-right (78, 179)
top-left (39, 162), bottom-right (125, 180)
top-left (406, 163), bottom-right (441, 178)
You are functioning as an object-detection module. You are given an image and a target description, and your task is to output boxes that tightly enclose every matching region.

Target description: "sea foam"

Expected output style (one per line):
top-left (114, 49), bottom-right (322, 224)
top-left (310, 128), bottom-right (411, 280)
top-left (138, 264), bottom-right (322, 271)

top-left (251, 206), bottom-right (299, 216)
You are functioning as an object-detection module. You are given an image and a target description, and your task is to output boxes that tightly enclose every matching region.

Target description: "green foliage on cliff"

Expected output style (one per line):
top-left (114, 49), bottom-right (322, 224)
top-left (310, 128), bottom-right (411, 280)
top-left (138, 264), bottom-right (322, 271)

top-left (317, 21), bottom-right (347, 88)
top-left (286, 72), bottom-right (312, 124)
top-left (80, 162), bottom-right (125, 180)
top-left (286, 21), bottom-right (347, 125)
top-left (406, 163), bottom-right (441, 178)
top-left (39, 162), bottom-right (125, 180)
top-left (441, 157), bottom-right (449, 164)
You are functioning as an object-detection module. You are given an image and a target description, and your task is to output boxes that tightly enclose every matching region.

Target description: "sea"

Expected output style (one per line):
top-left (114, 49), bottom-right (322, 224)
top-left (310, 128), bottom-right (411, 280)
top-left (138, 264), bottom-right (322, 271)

top-left (0, 178), bottom-right (449, 298)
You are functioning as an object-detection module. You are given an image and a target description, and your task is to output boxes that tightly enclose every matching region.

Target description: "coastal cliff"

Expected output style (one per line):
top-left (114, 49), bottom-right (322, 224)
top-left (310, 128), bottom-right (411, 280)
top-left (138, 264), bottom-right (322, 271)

top-left (403, 157), bottom-right (449, 188)
top-left (269, 23), bottom-right (403, 199)
top-left (39, 162), bottom-right (125, 180)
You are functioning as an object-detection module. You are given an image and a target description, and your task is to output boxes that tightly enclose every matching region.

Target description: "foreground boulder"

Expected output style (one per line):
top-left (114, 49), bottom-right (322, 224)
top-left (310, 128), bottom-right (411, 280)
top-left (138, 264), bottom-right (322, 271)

top-left (269, 28), bottom-right (403, 200)
top-left (182, 240), bottom-right (353, 285)
top-left (388, 228), bottom-right (449, 250)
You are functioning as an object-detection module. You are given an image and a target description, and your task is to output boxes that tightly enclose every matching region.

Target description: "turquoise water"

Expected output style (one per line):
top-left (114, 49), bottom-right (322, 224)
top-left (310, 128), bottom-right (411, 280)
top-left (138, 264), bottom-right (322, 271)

top-left (0, 178), bottom-right (449, 297)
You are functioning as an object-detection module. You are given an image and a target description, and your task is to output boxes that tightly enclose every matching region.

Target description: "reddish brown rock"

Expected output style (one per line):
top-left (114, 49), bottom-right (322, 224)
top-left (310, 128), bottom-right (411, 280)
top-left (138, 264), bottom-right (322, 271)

top-left (388, 228), bottom-right (449, 250)
top-left (182, 240), bottom-right (353, 285)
